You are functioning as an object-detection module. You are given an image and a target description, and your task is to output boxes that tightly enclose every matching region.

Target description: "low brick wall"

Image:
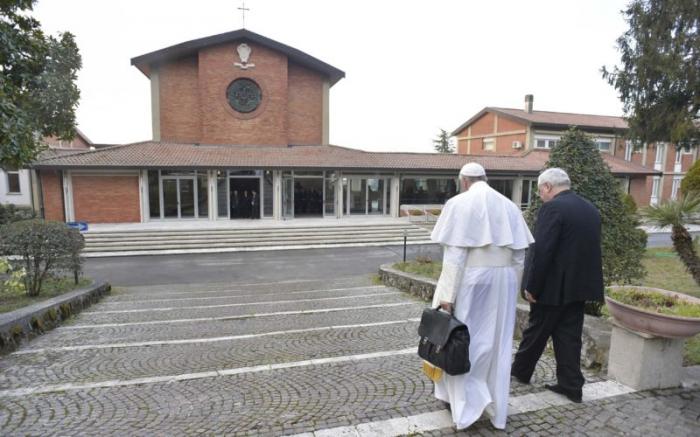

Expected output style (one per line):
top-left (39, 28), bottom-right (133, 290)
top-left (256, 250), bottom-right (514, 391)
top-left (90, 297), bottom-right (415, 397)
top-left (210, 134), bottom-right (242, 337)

top-left (379, 263), bottom-right (611, 370)
top-left (0, 281), bottom-right (111, 354)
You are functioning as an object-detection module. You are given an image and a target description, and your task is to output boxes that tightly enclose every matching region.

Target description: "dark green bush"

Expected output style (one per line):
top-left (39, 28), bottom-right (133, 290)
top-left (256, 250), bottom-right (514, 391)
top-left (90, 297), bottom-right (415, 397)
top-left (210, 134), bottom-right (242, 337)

top-left (681, 159), bottom-right (700, 196)
top-left (0, 203), bottom-right (35, 225)
top-left (526, 128), bottom-right (647, 316)
top-left (0, 220), bottom-right (85, 296)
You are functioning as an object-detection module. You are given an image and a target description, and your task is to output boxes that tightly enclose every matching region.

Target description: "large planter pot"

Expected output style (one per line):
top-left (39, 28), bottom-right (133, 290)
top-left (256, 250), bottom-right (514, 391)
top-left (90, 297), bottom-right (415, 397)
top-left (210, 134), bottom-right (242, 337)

top-left (605, 286), bottom-right (700, 339)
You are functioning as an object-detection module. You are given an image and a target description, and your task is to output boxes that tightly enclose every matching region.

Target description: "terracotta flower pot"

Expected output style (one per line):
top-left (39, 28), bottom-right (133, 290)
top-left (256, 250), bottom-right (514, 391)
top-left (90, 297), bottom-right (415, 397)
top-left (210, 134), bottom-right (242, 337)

top-left (605, 286), bottom-right (700, 339)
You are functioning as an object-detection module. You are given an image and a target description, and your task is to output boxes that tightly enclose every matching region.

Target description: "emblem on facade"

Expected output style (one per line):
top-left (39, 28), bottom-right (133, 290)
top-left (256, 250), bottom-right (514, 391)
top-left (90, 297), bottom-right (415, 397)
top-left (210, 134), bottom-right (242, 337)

top-left (227, 78), bottom-right (262, 113)
top-left (234, 43), bottom-right (255, 70)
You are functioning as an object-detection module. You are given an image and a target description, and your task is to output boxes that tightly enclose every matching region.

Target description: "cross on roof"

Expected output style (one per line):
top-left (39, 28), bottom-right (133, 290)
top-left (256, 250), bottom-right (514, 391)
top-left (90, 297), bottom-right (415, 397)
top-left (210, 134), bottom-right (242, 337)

top-left (238, 1), bottom-right (250, 28)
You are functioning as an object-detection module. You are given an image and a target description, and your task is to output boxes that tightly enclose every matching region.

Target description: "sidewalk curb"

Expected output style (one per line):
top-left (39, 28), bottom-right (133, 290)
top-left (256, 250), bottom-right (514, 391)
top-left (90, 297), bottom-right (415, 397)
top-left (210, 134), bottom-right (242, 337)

top-left (0, 281), bottom-right (111, 355)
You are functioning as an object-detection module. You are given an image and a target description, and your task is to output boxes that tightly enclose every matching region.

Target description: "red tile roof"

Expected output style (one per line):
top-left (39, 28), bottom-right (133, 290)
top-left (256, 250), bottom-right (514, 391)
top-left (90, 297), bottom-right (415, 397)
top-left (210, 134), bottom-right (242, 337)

top-left (452, 107), bottom-right (628, 135)
top-left (32, 141), bottom-right (658, 176)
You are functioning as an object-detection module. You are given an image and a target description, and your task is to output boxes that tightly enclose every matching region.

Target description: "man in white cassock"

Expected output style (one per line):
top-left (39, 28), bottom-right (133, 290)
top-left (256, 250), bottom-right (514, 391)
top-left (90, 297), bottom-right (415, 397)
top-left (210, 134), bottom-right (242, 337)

top-left (430, 162), bottom-right (534, 430)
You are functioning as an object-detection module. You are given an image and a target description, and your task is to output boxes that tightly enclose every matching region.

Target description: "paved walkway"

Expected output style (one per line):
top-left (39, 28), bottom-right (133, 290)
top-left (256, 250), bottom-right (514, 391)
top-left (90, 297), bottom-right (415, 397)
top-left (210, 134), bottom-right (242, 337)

top-left (0, 277), bottom-right (697, 435)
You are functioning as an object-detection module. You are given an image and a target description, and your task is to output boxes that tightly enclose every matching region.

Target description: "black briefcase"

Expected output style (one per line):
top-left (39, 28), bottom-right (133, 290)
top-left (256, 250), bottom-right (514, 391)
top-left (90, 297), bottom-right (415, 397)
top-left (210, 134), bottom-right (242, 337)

top-left (417, 307), bottom-right (471, 376)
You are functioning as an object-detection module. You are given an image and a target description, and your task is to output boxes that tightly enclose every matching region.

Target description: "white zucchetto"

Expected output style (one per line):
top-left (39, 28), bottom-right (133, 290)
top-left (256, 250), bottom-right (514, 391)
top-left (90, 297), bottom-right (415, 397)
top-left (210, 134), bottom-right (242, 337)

top-left (459, 162), bottom-right (486, 177)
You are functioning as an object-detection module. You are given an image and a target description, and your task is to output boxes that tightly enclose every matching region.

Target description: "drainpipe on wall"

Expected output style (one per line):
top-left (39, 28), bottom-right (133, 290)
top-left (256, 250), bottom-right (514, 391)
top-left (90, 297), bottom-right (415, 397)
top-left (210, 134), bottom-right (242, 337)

top-left (58, 170), bottom-right (66, 222)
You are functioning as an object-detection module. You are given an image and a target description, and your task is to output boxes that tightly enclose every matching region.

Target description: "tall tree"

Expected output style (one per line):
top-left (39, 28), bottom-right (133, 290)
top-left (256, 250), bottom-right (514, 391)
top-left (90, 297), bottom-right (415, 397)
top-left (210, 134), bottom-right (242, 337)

top-left (0, 0), bottom-right (81, 169)
top-left (602, 0), bottom-right (700, 149)
top-left (526, 128), bottom-right (647, 315)
top-left (433, 129), bottom-right (454, 153)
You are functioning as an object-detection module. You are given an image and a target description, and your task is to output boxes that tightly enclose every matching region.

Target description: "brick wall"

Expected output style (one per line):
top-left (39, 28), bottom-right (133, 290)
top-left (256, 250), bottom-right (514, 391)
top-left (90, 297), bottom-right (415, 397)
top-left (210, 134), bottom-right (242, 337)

top-left (287, 63), bottom-right (323, 145)
top-left (40, 170), bottom-right (64, 221)
top-left (72, 175), bottom-right (140, 223)
top-left (159, 56), bottom-right (202, 143)
top-left (629, 177), bottom-right (650, 207)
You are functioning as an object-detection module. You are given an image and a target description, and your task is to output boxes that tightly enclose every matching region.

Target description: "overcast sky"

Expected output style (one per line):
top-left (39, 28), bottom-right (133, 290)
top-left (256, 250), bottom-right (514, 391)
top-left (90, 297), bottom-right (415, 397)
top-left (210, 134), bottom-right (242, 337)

top-left (34, 0), bottom-right (630, 153)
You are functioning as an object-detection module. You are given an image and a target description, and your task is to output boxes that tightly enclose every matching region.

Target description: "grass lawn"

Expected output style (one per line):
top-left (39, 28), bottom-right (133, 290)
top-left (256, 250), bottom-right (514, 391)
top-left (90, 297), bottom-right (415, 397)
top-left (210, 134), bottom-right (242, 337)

top-left (394, 247), bottom-right (700, 365)
top-left (0, 277), bottom-right (92, 314)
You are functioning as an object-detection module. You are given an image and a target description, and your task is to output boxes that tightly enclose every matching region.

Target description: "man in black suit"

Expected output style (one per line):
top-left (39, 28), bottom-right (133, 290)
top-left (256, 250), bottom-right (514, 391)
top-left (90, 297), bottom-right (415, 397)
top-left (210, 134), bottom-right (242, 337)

top-left (511, 168), bottom-right (604, 403)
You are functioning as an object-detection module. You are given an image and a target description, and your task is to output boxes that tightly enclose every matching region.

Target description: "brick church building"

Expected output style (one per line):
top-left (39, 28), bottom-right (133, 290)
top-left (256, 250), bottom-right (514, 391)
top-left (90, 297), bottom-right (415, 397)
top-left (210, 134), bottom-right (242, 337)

top-left (32, 30), bottom-right (656, 224)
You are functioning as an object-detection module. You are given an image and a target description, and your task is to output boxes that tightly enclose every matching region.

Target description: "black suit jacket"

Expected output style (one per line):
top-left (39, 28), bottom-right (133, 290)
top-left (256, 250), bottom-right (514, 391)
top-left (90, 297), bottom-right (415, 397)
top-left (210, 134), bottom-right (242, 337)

top-left (524, 190), bottom-right (604, 306)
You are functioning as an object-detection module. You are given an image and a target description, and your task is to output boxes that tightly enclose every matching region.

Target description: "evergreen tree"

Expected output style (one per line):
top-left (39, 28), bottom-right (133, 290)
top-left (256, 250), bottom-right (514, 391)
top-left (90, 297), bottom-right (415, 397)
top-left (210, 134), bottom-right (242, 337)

top-left (0, 0), bottom-right (82, 169)
top-left (602, 0), bottom-right (700, 149)
top-left (526, 128), bottom-right (647, 315)
top-left (433, 129), bottom-right (454, 153)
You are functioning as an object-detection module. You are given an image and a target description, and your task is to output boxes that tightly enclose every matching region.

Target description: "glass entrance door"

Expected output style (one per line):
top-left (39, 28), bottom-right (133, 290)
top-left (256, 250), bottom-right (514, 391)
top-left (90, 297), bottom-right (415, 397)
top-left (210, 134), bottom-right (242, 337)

top-left (346, 177), bottom-right (388, 215)
top-left (162, 177), bottom-right (196, 218)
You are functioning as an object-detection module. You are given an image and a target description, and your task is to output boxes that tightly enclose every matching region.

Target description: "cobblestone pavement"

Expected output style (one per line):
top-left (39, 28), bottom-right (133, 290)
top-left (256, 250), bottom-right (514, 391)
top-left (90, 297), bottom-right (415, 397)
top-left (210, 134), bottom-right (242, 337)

top-left (0, 276), bottom-right (697, 436)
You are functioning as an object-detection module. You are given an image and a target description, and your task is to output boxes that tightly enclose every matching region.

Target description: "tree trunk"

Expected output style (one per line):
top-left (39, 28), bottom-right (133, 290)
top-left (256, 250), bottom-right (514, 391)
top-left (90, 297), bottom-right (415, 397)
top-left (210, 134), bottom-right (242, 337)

top-left (671, 224), bottom-right (700, 286)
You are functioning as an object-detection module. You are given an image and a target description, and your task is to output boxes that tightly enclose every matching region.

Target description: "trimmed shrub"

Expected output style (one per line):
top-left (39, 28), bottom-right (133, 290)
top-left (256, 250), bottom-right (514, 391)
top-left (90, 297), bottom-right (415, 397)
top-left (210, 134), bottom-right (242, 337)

top-left (0, 220), bottom-right (85, 296)
top-left (526, 128), bottom-right (647, 316)
top-left (0, 203), bottom-right (35, 225)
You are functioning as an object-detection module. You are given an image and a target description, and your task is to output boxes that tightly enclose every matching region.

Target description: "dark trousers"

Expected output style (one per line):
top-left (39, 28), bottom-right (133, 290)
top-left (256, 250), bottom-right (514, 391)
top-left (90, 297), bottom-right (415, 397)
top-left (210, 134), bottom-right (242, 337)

top-left (511, 301), bottom-right (585, 394)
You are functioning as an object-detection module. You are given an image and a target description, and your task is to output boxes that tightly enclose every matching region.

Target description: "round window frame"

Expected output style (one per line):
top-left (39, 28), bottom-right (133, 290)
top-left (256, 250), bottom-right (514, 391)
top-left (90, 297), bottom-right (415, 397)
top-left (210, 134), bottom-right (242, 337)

top-left (226, 78), bottom-right (263, 114)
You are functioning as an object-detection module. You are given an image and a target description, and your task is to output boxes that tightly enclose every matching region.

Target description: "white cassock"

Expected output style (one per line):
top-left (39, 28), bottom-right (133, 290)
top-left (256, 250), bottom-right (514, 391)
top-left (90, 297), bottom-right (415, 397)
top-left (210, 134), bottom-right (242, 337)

top-left (430, 180), bottom-right (534, 430)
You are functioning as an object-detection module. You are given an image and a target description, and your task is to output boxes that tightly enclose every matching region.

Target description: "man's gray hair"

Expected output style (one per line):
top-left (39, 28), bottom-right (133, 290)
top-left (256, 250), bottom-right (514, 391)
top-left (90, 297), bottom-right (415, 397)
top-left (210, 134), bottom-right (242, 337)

top-left (538, 168), bottom-right (571, 188)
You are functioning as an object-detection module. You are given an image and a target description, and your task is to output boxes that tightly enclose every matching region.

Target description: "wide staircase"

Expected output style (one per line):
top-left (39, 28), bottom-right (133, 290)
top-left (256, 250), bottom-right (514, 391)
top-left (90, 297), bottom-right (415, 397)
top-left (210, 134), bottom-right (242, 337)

top-left (82, 222), bottom-right (433, 257)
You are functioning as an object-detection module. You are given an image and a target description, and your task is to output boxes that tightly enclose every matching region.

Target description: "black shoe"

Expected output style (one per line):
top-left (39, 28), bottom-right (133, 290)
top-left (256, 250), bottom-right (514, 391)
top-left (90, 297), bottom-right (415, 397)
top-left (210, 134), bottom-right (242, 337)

top-left (511, 372), bottom-right (530, 385)
top-left (442, 401), bottom-right (451, 412)
top-left (544, 384), bottom-right (582, 403)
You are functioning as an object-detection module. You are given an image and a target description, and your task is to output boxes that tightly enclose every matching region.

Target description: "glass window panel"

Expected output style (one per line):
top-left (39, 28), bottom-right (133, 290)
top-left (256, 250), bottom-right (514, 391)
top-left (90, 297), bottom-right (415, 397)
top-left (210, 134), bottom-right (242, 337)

top-left (263, 171), bottom-right (273, 217)
top-left (349, 179), bottom-right (367, 214)
top-left (197, 174), bottom-right (208, 218)
top-left (386, 179), bottom-right (392, 215)
top-left (217, 172), bottom-right (228, 218)
top-left (294, 171), bottom-right (323, 177)
top-left (536, 139), bottom-right (546, 148)
top-left (229, 170), bottom-right (259, 176)
top-left (324, 175), bottom-right (336, 216)
top-left (179, 179), bottom-right (195, 218)
top-left (162, 179), bottom-right (178, 218)
top-left (148, 170), bottom-right (160, 218)
top-left (7, 172), bottom-right (20, 194)
top-left (399, 178), bottom-right (457, 205)
top-left (282, 175), bottom-right (294, 218)
top-left (489, 179), bottom-right (514, 199)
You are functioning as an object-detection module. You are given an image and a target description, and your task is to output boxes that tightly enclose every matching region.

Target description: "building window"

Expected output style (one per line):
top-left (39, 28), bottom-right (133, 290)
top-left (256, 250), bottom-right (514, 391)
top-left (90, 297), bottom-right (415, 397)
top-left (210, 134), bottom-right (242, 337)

top-left (483, 137), bottom-right (496, 151)
top-left (595, 138), bottom-right (612, 152)
top-left (534, 136), bottom-right (560, 149)
top-left (520, 179), bottom-right (538, 209)
top-left (6, 171), bottom-right (20, 194)
top-left (654, 143), bottom-right (666, 170)
top-left (651, 176), bottom-right (661, 206)
top-left (682, 145), bottom-right (694, 155)
top-left (671, 177), bottom-right (681, 200)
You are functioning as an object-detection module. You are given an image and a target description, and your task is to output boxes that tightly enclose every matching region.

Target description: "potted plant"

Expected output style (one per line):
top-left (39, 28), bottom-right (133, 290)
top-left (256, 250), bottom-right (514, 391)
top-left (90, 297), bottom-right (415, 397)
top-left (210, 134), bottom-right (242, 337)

top-left (605, 286), bottom-right (700, 338)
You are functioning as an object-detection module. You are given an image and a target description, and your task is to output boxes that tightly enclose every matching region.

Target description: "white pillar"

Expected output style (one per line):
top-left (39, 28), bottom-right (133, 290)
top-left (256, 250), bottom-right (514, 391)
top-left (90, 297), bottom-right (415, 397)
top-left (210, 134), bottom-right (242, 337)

top-left (139, 170), bottom-right (148, 222)
top-left (391, 175), bottom-right (400, 217)
top-left (273, 170), bottom-right (282, 220)
top-left (209, 170), bottom-right (217, 220)
top-left (512, 177), bottom-right (523, 207)
top-left (62, 170), bottom-right (74, 222)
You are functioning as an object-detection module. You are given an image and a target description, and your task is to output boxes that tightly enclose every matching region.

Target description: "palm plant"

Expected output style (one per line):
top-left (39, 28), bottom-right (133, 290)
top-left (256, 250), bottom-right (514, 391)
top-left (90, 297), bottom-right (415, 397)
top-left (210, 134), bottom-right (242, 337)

top-left (642, 194), bottom-right (700, 286)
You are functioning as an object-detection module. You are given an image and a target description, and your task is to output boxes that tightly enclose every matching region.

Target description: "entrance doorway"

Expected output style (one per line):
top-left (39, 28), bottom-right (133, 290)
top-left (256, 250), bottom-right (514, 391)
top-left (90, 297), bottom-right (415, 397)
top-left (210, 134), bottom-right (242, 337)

top-left (229, 178), bottom-right (260, 219)
top-left (162, 176), bottom-right (196, 218)
top-left (294, 178), bottom-right (323, 217)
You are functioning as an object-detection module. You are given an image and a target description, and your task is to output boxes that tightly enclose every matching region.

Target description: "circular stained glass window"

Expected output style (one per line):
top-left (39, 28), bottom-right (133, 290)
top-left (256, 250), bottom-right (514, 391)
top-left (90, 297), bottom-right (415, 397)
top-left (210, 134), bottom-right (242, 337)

top-left (226, 78), bottom-right (262, 113)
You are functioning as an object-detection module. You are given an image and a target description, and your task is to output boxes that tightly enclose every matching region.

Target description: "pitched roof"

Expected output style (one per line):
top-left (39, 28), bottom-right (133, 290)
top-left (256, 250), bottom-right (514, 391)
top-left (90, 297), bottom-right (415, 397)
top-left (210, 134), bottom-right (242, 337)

top-left (452, 107), bottom-right (628, 136)
top-left (131, 29), bottom-right (345, 86)
top-left (32, 141), bottom-right (657, 176)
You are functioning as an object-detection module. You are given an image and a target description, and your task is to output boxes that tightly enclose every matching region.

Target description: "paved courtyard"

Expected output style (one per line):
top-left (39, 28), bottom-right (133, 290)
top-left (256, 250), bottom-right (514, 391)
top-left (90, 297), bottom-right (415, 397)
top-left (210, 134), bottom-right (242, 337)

top-left (0, 275), bottom-right (698, 436)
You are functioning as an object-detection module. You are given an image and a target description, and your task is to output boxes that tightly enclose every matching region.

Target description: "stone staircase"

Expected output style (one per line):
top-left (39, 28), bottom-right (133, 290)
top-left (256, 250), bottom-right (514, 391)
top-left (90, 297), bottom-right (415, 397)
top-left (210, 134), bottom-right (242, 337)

top-left (82, 222), bottom-right (434, 257)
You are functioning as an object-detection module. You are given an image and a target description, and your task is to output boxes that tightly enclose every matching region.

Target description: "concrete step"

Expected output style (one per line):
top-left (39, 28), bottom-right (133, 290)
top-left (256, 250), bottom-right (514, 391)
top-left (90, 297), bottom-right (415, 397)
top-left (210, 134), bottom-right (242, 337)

top-left (83, 235), bottom-right (433, 252)
top-left (84, 223), bottom-right (415, 237)
top-left (84, 228), bottom-right (427, 243)
top-left (81, 223), bottom-right (433, 256)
